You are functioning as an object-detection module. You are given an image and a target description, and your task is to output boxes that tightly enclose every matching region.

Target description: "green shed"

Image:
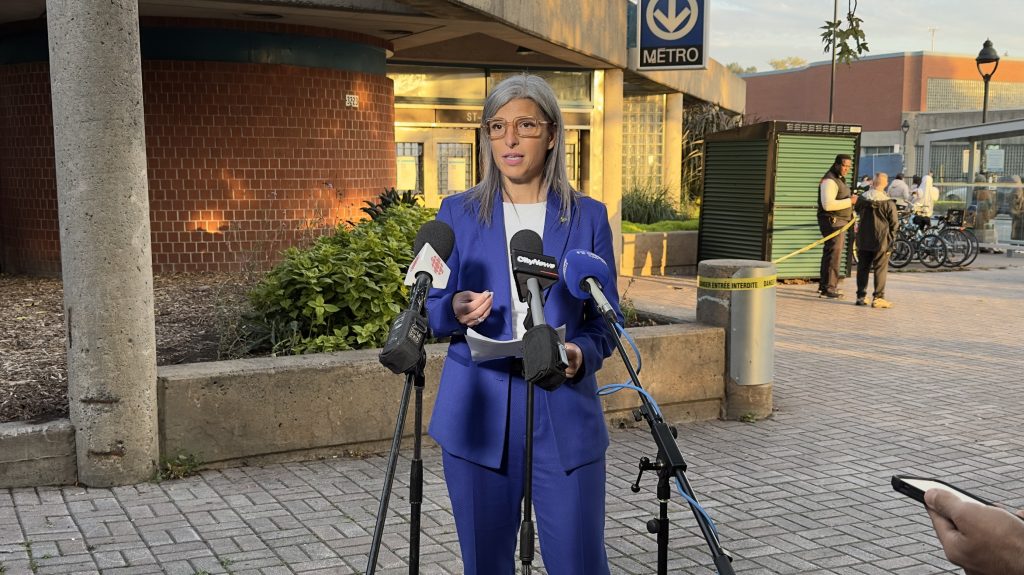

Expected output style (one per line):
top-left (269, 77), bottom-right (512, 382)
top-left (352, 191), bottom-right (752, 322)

top-left (697, 120), bottom-right (862, 279)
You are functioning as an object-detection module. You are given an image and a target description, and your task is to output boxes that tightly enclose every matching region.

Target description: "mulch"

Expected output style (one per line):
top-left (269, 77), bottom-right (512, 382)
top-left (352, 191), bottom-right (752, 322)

top-left (0, 272), bottom-right (253, 424)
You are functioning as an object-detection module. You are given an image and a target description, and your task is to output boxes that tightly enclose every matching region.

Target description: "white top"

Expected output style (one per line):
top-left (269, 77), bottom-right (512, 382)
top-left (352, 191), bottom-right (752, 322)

top-left (887, 178), bottom-right (911, 202)
top-left (504, 201), bottom-right (547, 339)
top-left (819, 179), bottom-right (853, 212)
top-left (911, 175), bottom-right (940, 216)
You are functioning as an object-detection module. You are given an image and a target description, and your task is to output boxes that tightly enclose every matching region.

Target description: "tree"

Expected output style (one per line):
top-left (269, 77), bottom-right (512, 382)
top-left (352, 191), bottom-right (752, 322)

top-left (820, 0), bottom-right (869, 64)
top-left (726, 62), bottom-right (757, 74)
top-left (680, 103), bottom-right (743, 203)
top-left (768, 56), bottom-right (807, 70)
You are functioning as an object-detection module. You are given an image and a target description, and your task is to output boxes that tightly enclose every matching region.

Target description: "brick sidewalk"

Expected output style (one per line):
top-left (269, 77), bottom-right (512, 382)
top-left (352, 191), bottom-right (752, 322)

top-left (3, 261), bottom-right (1023, 574)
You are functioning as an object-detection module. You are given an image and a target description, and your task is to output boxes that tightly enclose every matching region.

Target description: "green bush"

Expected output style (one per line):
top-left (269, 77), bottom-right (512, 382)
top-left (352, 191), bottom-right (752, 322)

top-left (677, 194), bottom-right (701, 221)
top-left (245, 203), bottom-right (435, 355)
top-left (356, 187), bottom-right (422, 222)
top-left (622, 182), bottom-right (679, 224)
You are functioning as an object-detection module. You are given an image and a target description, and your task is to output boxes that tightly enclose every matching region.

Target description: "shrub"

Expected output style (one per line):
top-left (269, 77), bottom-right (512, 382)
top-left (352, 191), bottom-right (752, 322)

top-left (356, 187), bottom-right (422, 222)
top-left (677, 193), bottom-right (701, 221)
top-left (622, 182), bottom-right (678, 224)
top-left (244, 203), bottom-right (435, 355)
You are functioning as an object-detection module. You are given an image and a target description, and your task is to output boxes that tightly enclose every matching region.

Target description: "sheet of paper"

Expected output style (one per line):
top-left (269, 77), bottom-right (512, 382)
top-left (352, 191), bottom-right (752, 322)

top-left (396, 156), bottom-right (418, 190)
top-left (446, 158), bottom-right (467, 193)
top-left (466, 325), bottom-right (566, 362)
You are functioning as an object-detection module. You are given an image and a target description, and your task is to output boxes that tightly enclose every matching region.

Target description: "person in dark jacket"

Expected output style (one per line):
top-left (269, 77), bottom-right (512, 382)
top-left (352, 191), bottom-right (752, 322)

top-left (817, 154), bottom-right (858, 298)
top-left (854, 172), bottom-right (899, 308)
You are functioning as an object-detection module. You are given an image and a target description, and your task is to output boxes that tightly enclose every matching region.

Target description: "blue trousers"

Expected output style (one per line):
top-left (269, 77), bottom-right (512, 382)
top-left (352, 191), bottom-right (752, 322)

top-left (441, 376), bottom-right (610, 575)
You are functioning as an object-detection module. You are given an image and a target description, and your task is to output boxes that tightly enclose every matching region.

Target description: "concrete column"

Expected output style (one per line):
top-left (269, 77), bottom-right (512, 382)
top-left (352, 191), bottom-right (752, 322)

top-left (696, 259), bottom-right (775, 421)
top-left (663, 93), bottom-right (683, 201)
top-left (46, 0), bottom-right (158, 486)
top-left (591, 69), bottom-right (624, 271)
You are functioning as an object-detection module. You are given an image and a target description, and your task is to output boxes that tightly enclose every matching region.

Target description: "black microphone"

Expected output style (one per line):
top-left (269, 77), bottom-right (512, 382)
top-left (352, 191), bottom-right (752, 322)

top-left (561, 249), bottom-right (619, 324)
top-left (379, 220), bottom-right (455, 375)
top-left (509, 230), bottom-right (567, 391)
top-left (510, 230), bottom-right (558, 307)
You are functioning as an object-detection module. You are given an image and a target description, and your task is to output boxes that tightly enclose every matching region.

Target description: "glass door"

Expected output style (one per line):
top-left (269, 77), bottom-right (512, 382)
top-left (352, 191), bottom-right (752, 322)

top-left (395, 127), bottom-right (477, 209)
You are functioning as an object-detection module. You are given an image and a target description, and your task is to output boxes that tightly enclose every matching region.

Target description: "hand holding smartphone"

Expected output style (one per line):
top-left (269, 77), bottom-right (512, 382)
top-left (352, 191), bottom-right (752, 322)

top-left (891, 475), bottom-right (991, 506)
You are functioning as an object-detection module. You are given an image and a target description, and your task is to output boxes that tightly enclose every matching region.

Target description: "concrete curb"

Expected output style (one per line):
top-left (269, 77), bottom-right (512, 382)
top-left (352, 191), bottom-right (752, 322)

top-left (1, 321), bottom-right (725, 486)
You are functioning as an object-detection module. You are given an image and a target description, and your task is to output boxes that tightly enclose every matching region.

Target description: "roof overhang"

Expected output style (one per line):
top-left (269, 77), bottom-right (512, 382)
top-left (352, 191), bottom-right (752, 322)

top-left (920, 117), bottom-right (1024, 144)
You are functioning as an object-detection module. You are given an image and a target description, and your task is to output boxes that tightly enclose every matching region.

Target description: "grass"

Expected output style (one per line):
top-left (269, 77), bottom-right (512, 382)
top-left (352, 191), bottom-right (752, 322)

top-left (153, 452), bottom-right (203, 482)
top-left (622, 219), bottom-right (699, 233)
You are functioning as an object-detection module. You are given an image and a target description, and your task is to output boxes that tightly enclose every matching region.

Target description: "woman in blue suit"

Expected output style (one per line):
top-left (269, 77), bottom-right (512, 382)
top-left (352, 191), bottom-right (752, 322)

top-left (425, 74), bottom-right (622, 574)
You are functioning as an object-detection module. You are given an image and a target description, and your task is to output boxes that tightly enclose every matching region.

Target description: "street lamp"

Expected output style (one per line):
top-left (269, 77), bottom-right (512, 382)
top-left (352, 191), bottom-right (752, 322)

top-left (976, 39), bottom-right (1000, 124)
top-left (976, 39), bottom-right (1000, 174)
top-left (900, 119), bottom-right (910, 172)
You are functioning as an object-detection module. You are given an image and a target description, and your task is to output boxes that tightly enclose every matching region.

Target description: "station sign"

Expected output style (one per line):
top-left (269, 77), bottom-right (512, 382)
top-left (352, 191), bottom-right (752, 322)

top-left (636, 0), bottom-right (708, 71)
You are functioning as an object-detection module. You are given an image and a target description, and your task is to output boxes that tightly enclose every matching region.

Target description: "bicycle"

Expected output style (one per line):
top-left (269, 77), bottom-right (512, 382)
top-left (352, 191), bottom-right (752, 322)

top-left (889, 205), bottom-right (948, 269)
top-left (930, 208), bottom-right (979, 268)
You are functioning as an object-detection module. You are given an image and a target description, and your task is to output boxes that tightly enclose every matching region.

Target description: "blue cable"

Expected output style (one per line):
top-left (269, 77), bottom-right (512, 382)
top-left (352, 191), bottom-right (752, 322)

top-left (597, 324), bottom-right (721, 539)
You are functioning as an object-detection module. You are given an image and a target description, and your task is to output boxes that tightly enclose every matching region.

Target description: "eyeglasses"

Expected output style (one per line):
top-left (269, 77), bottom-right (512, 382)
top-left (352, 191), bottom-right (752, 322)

top-left (482, 116), bottom-right (553, 140)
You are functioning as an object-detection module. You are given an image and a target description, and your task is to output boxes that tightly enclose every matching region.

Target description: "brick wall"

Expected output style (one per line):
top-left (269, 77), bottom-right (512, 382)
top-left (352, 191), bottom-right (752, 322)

top-left (143, 61), bottom-right (395, 273)
top-left (0, 56), bottom-right (395, 275)
top-left (0, 63), bottom-right (60, 276)
top-left (745, 52), bottom-right (1024, 132)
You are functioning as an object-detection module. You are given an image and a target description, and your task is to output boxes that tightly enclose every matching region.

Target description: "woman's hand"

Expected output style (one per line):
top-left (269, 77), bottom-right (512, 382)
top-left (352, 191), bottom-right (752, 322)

top-left (564, 342), bottom-right (583, 379)
top-left (453, 290), bottom-right (492, 327)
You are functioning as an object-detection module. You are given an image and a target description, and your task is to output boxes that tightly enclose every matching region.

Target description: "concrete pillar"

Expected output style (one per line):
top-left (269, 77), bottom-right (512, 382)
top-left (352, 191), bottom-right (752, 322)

top-left (591, 69), bottom-right (624, 271)
top-left (46, 0), bottom-right (158, 485)
top-left (696, 259), bottom-right (775, 421)
top-left (663, 93), bottom-right (684, 201)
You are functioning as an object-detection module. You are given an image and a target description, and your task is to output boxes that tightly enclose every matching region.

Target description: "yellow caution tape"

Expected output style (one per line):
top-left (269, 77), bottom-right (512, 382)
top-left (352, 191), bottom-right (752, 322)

top-left (698, 275), bottom-right (778, 290)
top-left (772, 218), bottom-right (856, 265)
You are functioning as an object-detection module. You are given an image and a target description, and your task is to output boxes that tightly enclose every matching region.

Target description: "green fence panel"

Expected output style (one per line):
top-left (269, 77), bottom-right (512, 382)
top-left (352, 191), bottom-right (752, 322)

top-left (772, 135), bottom-right (857, 278)
top-left (699, 140), bottom-right (769, 261)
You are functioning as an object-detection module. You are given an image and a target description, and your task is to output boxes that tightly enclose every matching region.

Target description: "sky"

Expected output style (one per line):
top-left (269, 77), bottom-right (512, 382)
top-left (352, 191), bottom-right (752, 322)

top-left (707, 1), bottom-right (1023, 71)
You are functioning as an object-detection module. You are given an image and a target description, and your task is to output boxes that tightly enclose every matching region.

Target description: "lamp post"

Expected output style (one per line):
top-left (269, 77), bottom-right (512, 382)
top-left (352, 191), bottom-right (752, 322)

top-left (976, 39), bottom-right (1000, 174)
top-left (828, 0), bottom-right (837, 122)
top-left (900, 119), bottom-right (910, 173)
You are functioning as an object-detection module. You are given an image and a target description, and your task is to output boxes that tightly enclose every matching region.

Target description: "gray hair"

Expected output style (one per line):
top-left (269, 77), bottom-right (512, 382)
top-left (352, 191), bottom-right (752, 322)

top-left (467, 74), bottom-right (576, 225)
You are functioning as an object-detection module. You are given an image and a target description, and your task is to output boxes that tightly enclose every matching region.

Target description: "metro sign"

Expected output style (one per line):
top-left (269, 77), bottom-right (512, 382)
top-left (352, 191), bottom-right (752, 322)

top-left (636, 0), bottom-right (708, 71)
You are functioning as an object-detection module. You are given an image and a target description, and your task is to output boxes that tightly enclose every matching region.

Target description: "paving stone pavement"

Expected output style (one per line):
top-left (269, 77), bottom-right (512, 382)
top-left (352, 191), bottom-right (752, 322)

top-left (2, 256), bottom-right (1023, 575)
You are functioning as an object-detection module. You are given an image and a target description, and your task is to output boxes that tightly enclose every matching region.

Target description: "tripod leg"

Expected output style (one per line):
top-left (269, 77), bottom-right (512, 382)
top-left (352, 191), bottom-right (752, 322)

top-left (409, 366), bottom-right (425, 575)
top-left (519, 377), bottom-right (536, 574)
top-left (366, 371), bottom-right (414, 575)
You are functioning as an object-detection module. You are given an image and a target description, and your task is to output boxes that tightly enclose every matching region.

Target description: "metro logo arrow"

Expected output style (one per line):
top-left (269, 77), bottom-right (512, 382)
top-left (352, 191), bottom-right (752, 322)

top-left (654, 0), bottom-right (689, 32)
top-left (645, 0), bottom-right (699, 41)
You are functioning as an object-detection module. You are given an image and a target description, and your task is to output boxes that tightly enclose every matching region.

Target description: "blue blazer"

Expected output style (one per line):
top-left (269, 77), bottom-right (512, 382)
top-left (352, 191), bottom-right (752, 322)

top-left (426, 188), bottom-right (622, 472)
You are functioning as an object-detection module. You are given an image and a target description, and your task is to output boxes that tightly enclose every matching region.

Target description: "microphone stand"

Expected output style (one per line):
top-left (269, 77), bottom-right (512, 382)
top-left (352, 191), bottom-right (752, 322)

top-left (368, 277), bottom-right (433, 574)
top-left (518, 275), bottom-right (545, 575)
top-left (598, 312), bottom-right (735, 575)
top-left (366, 353), bottom-right (425, 575)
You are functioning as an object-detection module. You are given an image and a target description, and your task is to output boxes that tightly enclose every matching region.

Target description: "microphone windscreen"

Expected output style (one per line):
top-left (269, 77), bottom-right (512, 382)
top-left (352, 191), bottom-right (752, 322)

top-left (510, 229), bottom-right (544, 254)
top-left (414, 220), bottom-right (455, 261)
top-left (562, 249), bottom-right (612, 300)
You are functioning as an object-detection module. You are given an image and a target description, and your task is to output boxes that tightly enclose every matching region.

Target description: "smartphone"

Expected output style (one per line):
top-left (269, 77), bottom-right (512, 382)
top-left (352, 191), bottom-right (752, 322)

top-left (891, 475), bottom-right (991, 506)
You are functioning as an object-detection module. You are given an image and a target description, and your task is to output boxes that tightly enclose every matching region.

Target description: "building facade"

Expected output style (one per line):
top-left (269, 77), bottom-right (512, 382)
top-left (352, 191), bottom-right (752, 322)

top-left (743, 51), bottom-right (1024, 182)
top-left (0, 0), bottom-right (745, 275)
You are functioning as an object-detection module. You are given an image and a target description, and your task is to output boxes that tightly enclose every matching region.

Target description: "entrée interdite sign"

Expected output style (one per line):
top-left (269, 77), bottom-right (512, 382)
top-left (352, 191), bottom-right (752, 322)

top-left (636, 0), bottom-right (708, 71)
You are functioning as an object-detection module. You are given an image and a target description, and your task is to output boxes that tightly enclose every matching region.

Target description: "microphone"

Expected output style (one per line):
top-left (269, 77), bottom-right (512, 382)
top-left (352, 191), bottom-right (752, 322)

top-left (561, 249), bottom-right (618, 324)
top-left (509, 230), bottom-right (566, 391)
top-left (510, 229), bottom-right (558, 307)
top-left (379, 220), bottom-right (455, 375)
